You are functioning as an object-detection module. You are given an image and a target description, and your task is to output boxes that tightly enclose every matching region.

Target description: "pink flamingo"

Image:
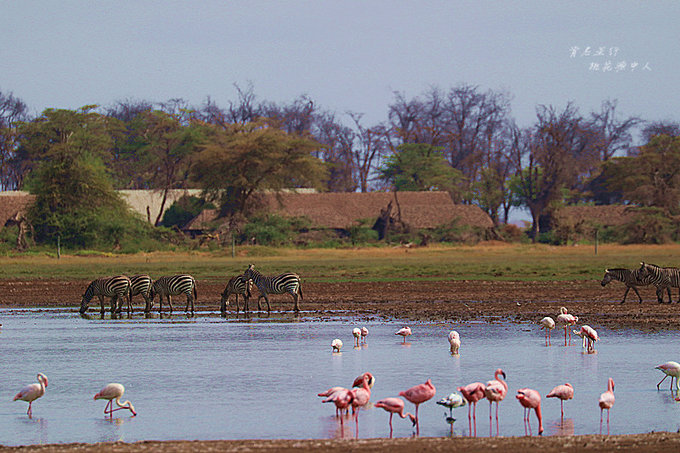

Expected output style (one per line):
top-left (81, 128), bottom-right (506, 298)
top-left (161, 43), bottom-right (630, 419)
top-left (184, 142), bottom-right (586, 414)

top-left (556, 307), bottom-right (578, 345)
top-left (322, 388), bottom-right (353, 430)
top-left (574, 325), bottom-right (599, 352)
top-left (598, 378), bottom-right (615, 434)
top-left (656, 361), bottom-right (680, 391)
top-left (457, 382), bottom-right (486, 436)
top-left (318, 386), bottom-right (346, 416)
top-left (539, 317), bottom-right (555, 346)
top-left (360, 327), bottom-right (369, 343)
top-left (350, 374), bottom-right (372, 437)
top-left (374, 397), bottom-right (416, 438)
top-left (352, 372), bottom-right (375, 390)
top-left (13, 373), bottom-right (48, 418)
top-left (516, 388), bottom-right (543, 436)
top-left (352, 327), bottom-right (361, 347)
top-left (399, 379), bottom-right (436, 435)
top-left (448, 330), bottom-right (461, 355)
top-left (94, 383), bottom-right (137, 418)
top-left (395, 326), bottom-right (412, 343)
top-left (546, 383), bottom-right (574, 419)
top-left (484, 368), bottom-right (508, 436)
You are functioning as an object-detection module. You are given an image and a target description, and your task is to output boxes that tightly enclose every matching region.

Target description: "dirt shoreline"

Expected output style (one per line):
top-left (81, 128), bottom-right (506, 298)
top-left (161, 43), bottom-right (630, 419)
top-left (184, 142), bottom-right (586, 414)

top-left (2, 278), bottom-right (678, 452)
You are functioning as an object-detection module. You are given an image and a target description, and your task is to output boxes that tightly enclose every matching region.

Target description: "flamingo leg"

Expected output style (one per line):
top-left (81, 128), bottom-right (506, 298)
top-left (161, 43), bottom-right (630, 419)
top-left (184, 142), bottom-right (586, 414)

top-left (415, 404), bottom-right (420, 436)
top-left (389, 413), bottom-right (394, 438)
top-left (561, 400), bottom-right (564, 419)
top-left (27, 402), bottom-right (32, 418)
top-left (495, 402), bottom-right (500, 436)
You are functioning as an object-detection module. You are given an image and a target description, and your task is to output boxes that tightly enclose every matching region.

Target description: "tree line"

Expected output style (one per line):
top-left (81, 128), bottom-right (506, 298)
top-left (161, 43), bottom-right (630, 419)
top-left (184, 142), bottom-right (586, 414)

top-left (1, 83), bottom-right (679, 248)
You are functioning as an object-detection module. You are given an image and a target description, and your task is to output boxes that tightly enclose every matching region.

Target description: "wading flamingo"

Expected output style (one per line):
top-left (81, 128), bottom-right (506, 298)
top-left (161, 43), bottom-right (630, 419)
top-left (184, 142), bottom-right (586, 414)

top-left (94, 383), bottom-right (137, 418)
top-left (546, 383), bottom-right (574, 419)
top-left (13, 373), bottom-right (48, 418)
top-left (322, 388), bottom-right (353, 430)
top-left (516, 388), bottom-right (543, 436)
top-left (448, 330), bottom-right (461, 355)
top-left (574, 325), bottom-right (599, 352)
top-left (331, 339), bottom-right (343, 353)
top-left (395, 326), bottom-right (412, 343)
top-left (437, 392), bottom-right (466, 435)
top-left (360, 327), bottom-right (369, 343)
top-left (457, 382), bottom-right (486, 436)
top-left (656, 361), bottom-right (680, 391)
top-left (556, 307), bottom-right (578, 345)
top-left (374, 397), bottom-right (416, 438)
top-left (485, 368), bottom-right (508, 436)
top-left (318, 386), bottom-right (346, 416)
top-left (539, 317), bottom-right (555, 346)
top-left (399, 379), bottom-right (436, 435)
top-left (598, 378), bottom-right (615, 434)
top-left (350, 373), bottom-right (372, 437)
top-left (352, 327), bottom-right (361, 347)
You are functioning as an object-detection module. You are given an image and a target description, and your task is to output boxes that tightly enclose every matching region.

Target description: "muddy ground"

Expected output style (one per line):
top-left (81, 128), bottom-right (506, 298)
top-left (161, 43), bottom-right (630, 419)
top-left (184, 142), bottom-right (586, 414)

top-left (1, 278), bottom-right (679, 452)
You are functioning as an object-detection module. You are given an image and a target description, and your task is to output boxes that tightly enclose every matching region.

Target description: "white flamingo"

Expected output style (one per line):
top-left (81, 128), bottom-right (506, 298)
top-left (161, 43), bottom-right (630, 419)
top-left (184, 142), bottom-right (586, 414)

top-left (448, 330), bottom-right (461, 354)
top-left (94, 383), bottom-right (137, 418)
top-left (14, 373), bottom-right (48, 418)
top-left (539, 317), bottom-right (555, 346)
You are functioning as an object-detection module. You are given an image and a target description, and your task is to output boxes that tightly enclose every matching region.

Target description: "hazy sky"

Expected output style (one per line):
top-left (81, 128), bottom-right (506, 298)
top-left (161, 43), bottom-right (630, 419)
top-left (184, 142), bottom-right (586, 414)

top-left (2, 1), bottom-right (679, 130)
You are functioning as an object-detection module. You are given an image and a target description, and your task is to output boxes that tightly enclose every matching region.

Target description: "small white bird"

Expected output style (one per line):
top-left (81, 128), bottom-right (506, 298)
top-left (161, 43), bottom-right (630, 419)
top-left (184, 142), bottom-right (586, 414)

top-left (556, 307), bottom-right (579, 345)
top-left (94, 383), bottom-right (137, 418)
top-left (331, 338), bottom-right (343, 353)
top-left (360, 326), bottom-right (369, 343)
top-left (539, 316), bottom-right (555, 346)
top-left (352, 327), bottom-right (362, 346)
top-left (437, 392), bottom-right (466, 422)
top-left (448, 330), bottom-right (461, 355)
top-left (14, 373), bottom-right (48, 418)
top-left (395, 326), bottom-right (412, 343)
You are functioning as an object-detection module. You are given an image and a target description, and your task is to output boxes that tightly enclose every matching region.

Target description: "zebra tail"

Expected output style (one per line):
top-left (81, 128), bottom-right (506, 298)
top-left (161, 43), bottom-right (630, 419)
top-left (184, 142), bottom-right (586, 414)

top-left (194, 283), bottom-right (198, 302)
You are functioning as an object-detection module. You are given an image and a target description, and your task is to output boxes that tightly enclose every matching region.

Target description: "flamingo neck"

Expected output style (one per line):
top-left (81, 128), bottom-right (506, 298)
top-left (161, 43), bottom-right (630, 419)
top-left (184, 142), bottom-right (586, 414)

top-left (535, 404), bottom-right (543, 434)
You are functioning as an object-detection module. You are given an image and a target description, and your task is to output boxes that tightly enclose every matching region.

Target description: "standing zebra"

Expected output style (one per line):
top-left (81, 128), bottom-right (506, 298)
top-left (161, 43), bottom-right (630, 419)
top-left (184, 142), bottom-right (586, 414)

top-left (243, 264), bottom-right (302, 313)
top-left (638, 262), bottom-right (680, 303)
top-left (150, 275), bottom-right (198, 315)
top-left (220, 275), bottom-right (253, 315)
top-left (80, 275), bottom-right (132, 317)
top-left (129, 274), bottom-right (153, 314)
top-left (600, 268), bottom-right (670, 304)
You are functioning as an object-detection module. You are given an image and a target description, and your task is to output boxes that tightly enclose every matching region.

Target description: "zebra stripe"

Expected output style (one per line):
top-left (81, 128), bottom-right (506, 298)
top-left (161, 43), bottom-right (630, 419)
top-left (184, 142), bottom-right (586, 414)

top-left (243, 264), bottom-right (302, 313)
top-left (130, 274), bottom-right (153, 313)
top-left (151, 274), bottom-right (198, 314)
top-left (80, 275), bottom-right (132, 315)
top-left (639, 262), bottom-right (680, 303)
top-left (220, 275), bottom-right (253, 315)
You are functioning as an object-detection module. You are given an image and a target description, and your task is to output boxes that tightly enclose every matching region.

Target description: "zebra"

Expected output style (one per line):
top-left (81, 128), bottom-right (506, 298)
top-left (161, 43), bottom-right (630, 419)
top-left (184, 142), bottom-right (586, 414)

top-left (150, 274), bottom-right (198, 315)
top-left (220, 275), bottom-right (253, 315)
top-left (129, 274), bottom-right (154, 314)
top-left (80, 275), bottom-right (132, 316)
top-left (243, 264), bottom-right (302, 313)
top-left (638, 262), bottom-right (680, 303)
top-left (600, 267), bottom-right (670, 304)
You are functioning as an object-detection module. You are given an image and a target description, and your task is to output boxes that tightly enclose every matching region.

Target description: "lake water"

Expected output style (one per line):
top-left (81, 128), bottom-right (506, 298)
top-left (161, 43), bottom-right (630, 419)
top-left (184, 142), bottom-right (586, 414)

top-left (1, 308), bottom-right (680, 445)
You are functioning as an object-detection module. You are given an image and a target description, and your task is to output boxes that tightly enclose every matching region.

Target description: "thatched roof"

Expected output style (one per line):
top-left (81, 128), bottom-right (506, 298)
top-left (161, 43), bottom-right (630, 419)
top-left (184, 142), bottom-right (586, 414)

top-left (553, 205), bottom-right (637, 227)
top-left (0, 191), bottom-right (34, 230)
top-left (184, 192), bottom-right (494, 231)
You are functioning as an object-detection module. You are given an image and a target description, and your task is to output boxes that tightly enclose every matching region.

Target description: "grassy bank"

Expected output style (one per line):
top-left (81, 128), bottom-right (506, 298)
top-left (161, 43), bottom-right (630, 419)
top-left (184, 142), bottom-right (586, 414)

top-left (0, 242), bottom-right (677, 282)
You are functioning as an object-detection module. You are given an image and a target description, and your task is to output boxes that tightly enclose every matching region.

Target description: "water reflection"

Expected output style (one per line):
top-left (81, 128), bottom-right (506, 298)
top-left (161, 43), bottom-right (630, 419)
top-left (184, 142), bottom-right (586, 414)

top-left (547, 418), bottom-right (574, 436)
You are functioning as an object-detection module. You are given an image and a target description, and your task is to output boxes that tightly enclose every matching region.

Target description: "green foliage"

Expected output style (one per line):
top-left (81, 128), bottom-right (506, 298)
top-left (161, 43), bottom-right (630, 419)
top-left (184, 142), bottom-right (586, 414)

top-left (616, 207), bottom-right (679, 244)
top-left (161, 196), bottom-right (215, 228)
top-left (348, 224), bottom-right (379, 244)
top-left (241, 214), bottom-right (311, 246)
top-left (378, 143), bottom-right (463, 193)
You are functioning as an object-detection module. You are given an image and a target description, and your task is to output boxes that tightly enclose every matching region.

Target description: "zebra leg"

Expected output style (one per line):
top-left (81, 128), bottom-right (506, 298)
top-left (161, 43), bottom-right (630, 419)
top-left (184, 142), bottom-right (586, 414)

top-left (235, 294), bottom-right (240, 313)
top-left (621, 287), bottom-right (631, 304)
top-left (98, 296), bottom-right (106, 317)
top-left (143, 294), bottom-right (151, 314)
top-left (631, 287), bottom-right (642, 304)
top-left (262, 294), bottom-right (271, 312)
top-left (290, 291), bottom-right (300, 312)
top-left (167, 295), bottom-right (174, 313)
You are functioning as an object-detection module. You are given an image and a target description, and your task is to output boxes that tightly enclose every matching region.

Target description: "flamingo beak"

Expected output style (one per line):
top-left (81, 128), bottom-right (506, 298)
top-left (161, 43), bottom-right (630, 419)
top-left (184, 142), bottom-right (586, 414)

top-left (502, 371), bottom-right (507, 380)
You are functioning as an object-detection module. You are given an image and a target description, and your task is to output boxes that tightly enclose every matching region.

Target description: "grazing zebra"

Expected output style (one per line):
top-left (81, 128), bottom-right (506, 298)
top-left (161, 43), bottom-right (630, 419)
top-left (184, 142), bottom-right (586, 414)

top-left (243, 264), bottom-right (302, 313)
top-left (80, 275), bottom-right (132, 316)
top-left (220, 275), bottom-right (253, 315)
top-left (150, 275), bottom-right (198, 315)
top-left (129, 274), bottom-right (153, 314)
top-left (638, 262), bottom-right (680, 303)
top-left (600, 267), bottom-right (670, 304)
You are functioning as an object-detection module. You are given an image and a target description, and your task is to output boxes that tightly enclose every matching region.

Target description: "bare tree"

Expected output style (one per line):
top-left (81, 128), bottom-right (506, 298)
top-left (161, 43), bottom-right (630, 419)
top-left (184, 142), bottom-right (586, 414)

top-left (348, 112), bottom-right (388, 192)
top-left (587, 99), bottom-right (640, 161)
top-left (0, 90), bottom-right (30, 190)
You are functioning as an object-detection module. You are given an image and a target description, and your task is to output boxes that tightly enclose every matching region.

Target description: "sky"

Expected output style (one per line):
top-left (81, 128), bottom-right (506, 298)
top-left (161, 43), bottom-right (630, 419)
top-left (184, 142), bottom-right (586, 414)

top-left (2, 1), bottom-right (679, 130)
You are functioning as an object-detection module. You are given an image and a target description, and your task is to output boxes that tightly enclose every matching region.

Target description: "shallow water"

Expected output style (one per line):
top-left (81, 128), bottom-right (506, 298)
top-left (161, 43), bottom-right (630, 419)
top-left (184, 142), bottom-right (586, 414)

top-left (1, 308), bottom-right (680, 445)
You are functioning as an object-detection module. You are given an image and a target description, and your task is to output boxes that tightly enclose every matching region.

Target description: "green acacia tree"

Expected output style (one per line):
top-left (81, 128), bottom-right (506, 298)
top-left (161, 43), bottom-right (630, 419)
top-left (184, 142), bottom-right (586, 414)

top-left (378, 143), bottom-right (463, 193)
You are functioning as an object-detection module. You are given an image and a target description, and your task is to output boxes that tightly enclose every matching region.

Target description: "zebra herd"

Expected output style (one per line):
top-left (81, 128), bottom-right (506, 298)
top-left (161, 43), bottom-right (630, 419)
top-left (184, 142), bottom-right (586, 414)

top-left (79, 264), bottom-right (303, 317)
top-left (601, 262), bottom-right (680, 304)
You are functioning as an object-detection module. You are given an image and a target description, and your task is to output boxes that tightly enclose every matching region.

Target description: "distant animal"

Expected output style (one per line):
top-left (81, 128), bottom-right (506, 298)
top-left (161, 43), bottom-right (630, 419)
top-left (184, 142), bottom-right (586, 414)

top-left (399, 379), bottom-right (436, 435)
top-left (374, 397), bottom-right (415, 437)
top-left (243, 264), bottom-right (302, 313)
top-left (220, 275), bottom-right (253, 315)
top-left (516, 388), bottom-right (543, 436)
top-left (601, 267), bottom-right (668, 304)
top-left (94, 383), bottom-right (137, 418)
top-left (395, 326), bottom-right (412, 343)
top-left (598, 378), bottom-right (615, 434)
top-left (546, 383), bottom-right (574, 419)
top-left (79, 275), bottom-right (132, 317)
top-left (655, 361), bottom-right (680, 391)
top-left (556, 307), bottom-right (578, 345)
top-left (448, 330), bottom-right (461, 355)
top-left (539, 317), bottom-right (555, 346)
top-left (352, 327), bottom-right (362, 346)
top-left (13, 373), bottom-right (48, 418)
top-left (150, 274), bottom-right (197, 315)
top-left (129, 274), bottom-right (154, 314)
top-left (637, 262), bottom-right (679, 303)
top-left (360, 327), bottom-right (369, 343)
top-left (331, 339), bottom-right (343, 353)
top-left (485, 368), bottom-right (508, 436)
top-left (457, 381), bottom-right (486, 437)
top-left (574, 325), bottom-right (599, 352)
